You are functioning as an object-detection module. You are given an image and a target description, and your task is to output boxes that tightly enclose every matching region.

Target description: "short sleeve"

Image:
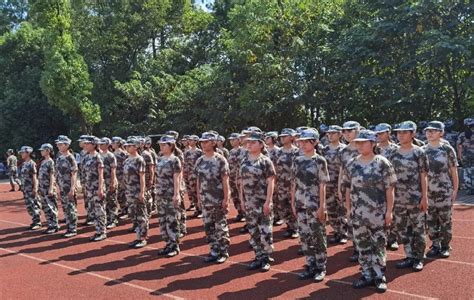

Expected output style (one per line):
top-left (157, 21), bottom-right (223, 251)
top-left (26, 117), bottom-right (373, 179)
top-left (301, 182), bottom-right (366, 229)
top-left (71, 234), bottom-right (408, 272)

top-left (69, 156), bottom-right (78, 172)
top-left (31, 163), bottom-right (37, 175)
top-left (382, 159), bottom-right (397, 189)
top-left (264, 157), bottom-right (276, 179)
top-left (317, 157), bottom-right (330, 183)
top-left (173, 157), bottom-right (182, 174)
top-left (341, 165), bottom-right (350, 189)
top-left (220, 157), bottom-right (230, 177)
top-left (97, 156), bottom-right (104, 168)
top-left (290, 160), bottom-right (297, 183)
top-left (138, 158), bottom-right (146, 173)
top-left (110, 154), bottom-right (117, 169)
top-left (417, 149), bottom-right (429, 174)
top-left (446, 145), bottom-right (458, 167)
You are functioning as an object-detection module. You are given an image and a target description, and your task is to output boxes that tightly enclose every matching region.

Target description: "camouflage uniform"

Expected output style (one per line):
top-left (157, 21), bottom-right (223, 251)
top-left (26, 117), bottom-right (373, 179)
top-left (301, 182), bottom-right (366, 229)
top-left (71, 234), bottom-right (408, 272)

top-left (240, 154), bottom-right (276, 261)
top-left (219, 147), bottom-right (230, 160)
top-left (156, 154), bottom-right (182, 250)
top-left (422, 143), bottom-right (458, 249)
top-left (291, 153), bottom-right (330, 271)
top-left (457, 132), bottom-right (474, 191)
top-left (141, 149), bottom-right (155, 214)
top-left (321, 142), bottom-right (347, 237)
top-left (19, 160), bottom-right (41, 225)
top-left (6, 154), bottom-right (21, 187)
top-left (83, 152), bottom-right (106, 235)
top-left (124, 155), bottom-right (148, 240)
top-left (184, 148), bottom-right (203, 208)
top-left (342, 155), bottom-right (397, 281)
top-left (56, 153), bottom-right (78, 232)
top-left (101, 151), bottom-right (118, 225)
top-left (79, 149), bottom-right (90, 219)
top-left (195, 153), bottom-right (230, 256)
top-left (337, 144), bottom-right (359, 238)
top-left (114, 149), bottom-right (128, 215)
top-left (228, 147), bottom-right (245, 216)
top-left (275, 146), bottom-right (299, 232)
top-left (389, 146), bottom-right (428, 261)
top-left (38, 158), bottom-right (59, 229)
top-left (444, 131), bottom-right (458, 148)
top-left (148, 147), bottom-right (159, 212)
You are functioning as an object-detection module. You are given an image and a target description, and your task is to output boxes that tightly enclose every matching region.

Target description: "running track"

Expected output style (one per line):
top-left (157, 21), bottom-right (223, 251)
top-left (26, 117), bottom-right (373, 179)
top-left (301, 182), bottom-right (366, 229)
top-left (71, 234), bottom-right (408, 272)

top-left (0, 183), bottom-right (473, 299)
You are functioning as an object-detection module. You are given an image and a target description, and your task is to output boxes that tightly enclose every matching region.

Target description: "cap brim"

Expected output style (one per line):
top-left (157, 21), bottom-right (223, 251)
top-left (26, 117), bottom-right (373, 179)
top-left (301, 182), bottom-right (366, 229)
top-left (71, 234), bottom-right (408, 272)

top-left (342, 127), bottom-right (357, 130)
top-left (375, 130), bottom-right (390, 134)
top-left (424, 126), bottom-right (443, 131)
top-left (326, 130), bottom-right (341, 133)
top-left (353, 138), bottom-right (372, 142)
top-left (297, 137), bottom-right (318, 141)
top-left (392, 128), bottom-right (414, 132)
top-left (246, 138), bottom-right (263, 142)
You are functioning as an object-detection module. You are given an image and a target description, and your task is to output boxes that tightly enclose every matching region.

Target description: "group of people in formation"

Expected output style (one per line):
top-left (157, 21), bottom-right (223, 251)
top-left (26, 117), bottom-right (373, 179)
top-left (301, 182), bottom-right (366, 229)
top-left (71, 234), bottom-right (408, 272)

top-left (7, 116), bottom-right (474, 293)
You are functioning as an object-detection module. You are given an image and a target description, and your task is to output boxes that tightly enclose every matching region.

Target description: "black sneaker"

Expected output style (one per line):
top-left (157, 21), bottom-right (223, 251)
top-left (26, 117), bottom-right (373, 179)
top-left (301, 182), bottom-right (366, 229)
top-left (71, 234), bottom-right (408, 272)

top-left (374, 276), bottom-right (387, 293)
top-left (157, 247), bottom-right (170, 256)
top-left (387, 240), bottom-right (399, 251)
top-left (29, 223), bottom-right (42, 230)
top-left (314, 269), bottom-right (326, 282)
top-left (439, 247), bottom-right (450, 258)
top-left (216, 254), bottom-right (228, 264)
top-left (291, 231), bottom-right (300, 239)
top-left (63, 230), bottom-right (77, 238)
top-left (234, 214), bottom-right (244, 222)
top-left (192, 210), bottom-right (202, 218)
top-left (412, 259), bottom-right (424, 272)
top-left (186, 204), bottom-right (196, 211)
top-left (247, 259), bottom-right (262, 270)
top-left (43, 226), bottom-right (59, 234)
top-left (396, 258), bottom-right (414, 269)
top-left (128, 226), bottom-right (137, 233)
top-left (328, 234), bottom-right (340, 244)
top-left (298, 266), bottom-right (315, 280)
top-left (297, 248), bottom-right (304, 255)
top-left (339, 235), bottom-right (348, 244)
top-left (133, 240), bottom-right (147, 249)
top-left (128, 240), bottom-right (139, 248)
top-left (90, 233), bottom-right (107, 242)
top-left (118, 213), bottom-right (128, 220)
top-left (260, 258), bottom-right (271, 272)
top-left (166, 247), bottom-right (180, 257)
top-left (106, 222), bottom-right (117, 229)
top-left (274, 219), bottom-right (284, 226)
top-left (352, 276), bottom-right (374, 289)
top-left (86, 220), bottom-right (94, 226)
top-left (426, 245), bottom-right (441, 258)
top-left (349, 250), bottom-right (359, 262)
top-left (282, 230), bottom-right (293, 238)
top-left (204, 254), bottom-right (218, 263)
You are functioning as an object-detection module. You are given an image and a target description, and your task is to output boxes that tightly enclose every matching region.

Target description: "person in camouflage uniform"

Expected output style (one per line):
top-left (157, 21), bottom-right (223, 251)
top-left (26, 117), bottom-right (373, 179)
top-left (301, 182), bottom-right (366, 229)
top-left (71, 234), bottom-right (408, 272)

top-left (343, 130), bottom-right (397, 293)
top-left (77, 135), bottom-right (93, 225)
top-left (55, 136), bottom-right (79, 237)
top-left (144, 136), bottom-right (159, 215)
top-left (239, 132), bottom-right (276, 272)
top-left (37, 143), bottom-right (59, 234)
top-left (98, 138), bottom-right (119, 229)
top-left (123, 137), bottom-right (149, 248)
top-left (112, 137), bottom-right (129, 219)
top-left (6, 149), bottom-right (21, 191)
top-left (275, 128), bottom-right (300, 239)
top-left (18, 146), bottom-right (41, 230)
top-left (156, 135), bottom-right (182, 257)
top-left (389, 121), bottom-right (428, 272)
top-left (140, 139), bottom-right (156, 217)
top-left (319, 124), bottom-right (330, 147)
top-left (423, 121), bottom-right (459, 258)
top-left (338, 121), bottom-right (362, 262)
top-left (265, 131), bottom-right (283, 226)
top-left (228, 133), bottom-right (246, 222)
top-left (291, 129), bottom-right (329, 282)
top-left (82, 136), bottom-right (107, 242)
top-left (195, 132), bottom-right (231, 264)
top-left (217, 135), bottom-right (230, 159)
top-left (375, 123), bottom-right (400, 251)
top-left (457, 118), bottom-right (474, 194)
top-left (184, 135), bottom-right (203, 217)
top-left (321, 125), bottom-right (348, 244)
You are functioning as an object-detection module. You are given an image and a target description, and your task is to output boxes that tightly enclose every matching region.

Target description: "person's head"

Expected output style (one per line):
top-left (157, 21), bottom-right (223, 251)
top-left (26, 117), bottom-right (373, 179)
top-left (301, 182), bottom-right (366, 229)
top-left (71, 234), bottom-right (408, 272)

top-left (375, 123), bottom-right (392, 143)
top-left (297, 129), bottom-right (320, 154)
top-left (77, 135), bottom-right (90, 149)
top-left (158, 135), bottom-right (176, 155)
top-left (124, 137), bottom-right (140, 155)
top-left (144, 136), bottom-right (153, 149)
top-left (341, 121), bottom-right (360, 143)
top-left (55, 135), bottom-right (72, 153)
top-left (264, 131), bottom-right (278, 146)
top-left (166, 130), bottom-right (179, 140)
top-left (246, 132), bottom-right (265, 154)
top-left (279, 128), bottom-right (296, 145)
top-left (82, 136), bottom-right (98, 153)
top-left (228, 133), bottom-right (241, 148)
top-left (326, 125), bottom-right (342, 143)
top-left (98, 137), bottom-right (112, 152)
top-left (353, 130), bottom-right (377, 156)
top-left (38, 143), bottom-right (54, 158)
top-left (187, 135), bottom-right (199, 147)
top-left (424, 121), bottom-right (445, 143)
top-left (393, 121), bottom-right (417, 145)
top-left (18, 146), bottom-right (33, 160)
top-left (6, 149), bottom-right (14, 156)
top-left (199, 132), bottom-right (218, 153)
top-left (111, 137), bottom-right (124, 150)
top-left (217, 135), bottom-right (226, 147)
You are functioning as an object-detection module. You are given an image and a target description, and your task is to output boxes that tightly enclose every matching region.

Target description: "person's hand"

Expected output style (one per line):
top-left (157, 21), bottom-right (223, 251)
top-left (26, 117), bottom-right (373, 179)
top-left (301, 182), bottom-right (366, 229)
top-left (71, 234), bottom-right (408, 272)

top-left (172, 194), bottom-right (179, 208)
top-left (98, 189), bottom-right (104, 199)
top-left (222, 198), bottom-right (229, 211)
top-left (240, 201), bottom-right (246, 214)
top-left (316, 207), bottom-right (327, 223)
top-left (68, 191), bottom-right (74, 199)
top-left (110, 183), bottom-right (116, 192)
top-left (419, 196), bottom-right (428, 212)
top-left (338, 191), bottom-right (343, 202)
top-left (263, 202), bottom-right (272, 217)
top-left (138, 192), bottom-right (145, 203)
top-left (451, 191), bottom-right (457, 206)
top-left (385, 212), bottom-right (392, 227)
top-left (32, 190), bottom-right (37, 197)
top-left (291, 204), bottom-right (297, 218)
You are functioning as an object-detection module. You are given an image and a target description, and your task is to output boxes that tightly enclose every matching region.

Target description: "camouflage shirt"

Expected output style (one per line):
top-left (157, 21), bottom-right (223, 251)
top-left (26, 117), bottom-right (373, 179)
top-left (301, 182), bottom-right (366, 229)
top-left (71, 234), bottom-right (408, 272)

top-left (337, 144), bottom-right (359, 169)
top-left (422, 143), bottom-right (458, 195)
top-left (78, 150), bottom-right (88, 182)
top-left (219, 147), bottom-right (230, 160)
top-left (123, 155), bottom-right (145, 196)
top-left (20, 160), bottom-right (36, 193)
top-left (6, 155), bottom-right (17, 173)
top-left (156, 155), bottom-right (182, 199)
top-left (38, 158), bottom-right (55, 194)
top-left (240, 154), bottom-right (276, 204)
top-left (55, 153), bottom-right (78, 192)
top-left (100, 151), bottom-right (117, 188)
top-left (376, 142), bottom-right (400, 159)
top-left (114, 149), bottom-right (128, 183)
top-left (457, 132), bottom-right (474, 165)
top-left (267, 146), bottom-right (281, 166)
top-left (389, 146), bottom-right (429, 206)
top-left (291, 153), bottom-right (330, 210)
top-left (228, 147), bottom-right (244, 180)
top-left (141, 150), bottom-right (155, 189)
top-left (321, 143), bottom-right (345, 186)
top-left (276, 146), bottom-right (300, 185)
top-left (342, 155), bottom-right (397, 222)
top-left (444, 131), bottom-right (458, 148)
top-left (195, 153), bottom-right (230, 207)
top-left (83, 152), bottom-right (104, 193)
top-left (184, 148), bottom-right (203, 178)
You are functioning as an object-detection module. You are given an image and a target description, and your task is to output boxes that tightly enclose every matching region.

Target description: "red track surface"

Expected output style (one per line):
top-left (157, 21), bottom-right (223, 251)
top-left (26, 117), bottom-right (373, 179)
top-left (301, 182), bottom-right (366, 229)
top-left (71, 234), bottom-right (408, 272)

top-left (0, 183), bottom-right (473, 300)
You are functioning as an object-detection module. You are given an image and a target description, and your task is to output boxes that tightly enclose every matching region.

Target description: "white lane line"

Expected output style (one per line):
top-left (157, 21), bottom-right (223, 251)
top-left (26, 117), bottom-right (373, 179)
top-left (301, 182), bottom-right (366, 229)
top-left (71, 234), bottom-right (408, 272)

top-left (0, 247), bottom-right (183, 300)
top-left (0, 219), bottom-right (437, 300)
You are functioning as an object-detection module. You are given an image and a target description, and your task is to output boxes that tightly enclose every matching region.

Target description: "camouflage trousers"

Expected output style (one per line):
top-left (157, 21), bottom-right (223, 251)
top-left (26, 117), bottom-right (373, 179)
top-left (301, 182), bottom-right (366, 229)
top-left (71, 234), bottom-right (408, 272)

top-left (58, 188), bottom-right (78, 232)
top-left (230, 175), bottom-right (244, 216)
top-left (38, 190), bottom-right (59, 228)
top-left (22, 191), bottom-right (41, 225)
top-left (127, 194), bottom-right (149, 240)
top-left (245, 202), bottom-right (274, 260)
top-left (105, 187), bottom-right (118, 224)
top-left (178, 190), bottom-right (187, 234)
top-left (185, 175), bottom-right (198, 207)
top-left (326, 185), bottom-right (347, 237)
top-left (145, 188), bottom-right (154, 217)
top-left (116, 183), bottom-right (127, 214)
top-left (275, 185), bottom-right (298, 231)
top-left (202, 206), bottom-right (230, 255)
top-left (342, 186), bottom-right (354, 241)
top-left (9, 171), bottom-right (21, 187)
top-left (80, 178), bottom-right (91, 220)
top-left (296, 207), bottom-right (327, 270)
top-left (158, 200), bottom-right (180, 249)
top-left (462, 165), bottom-right (474, 191)
top-left (393, 204), bottom-right (425, 260)
top-left (427, 192), bottom-right (452, 248)
top-left (85, 191), bottom-right (106, 235)
top-left (353, 220), bottom-right (386, 280)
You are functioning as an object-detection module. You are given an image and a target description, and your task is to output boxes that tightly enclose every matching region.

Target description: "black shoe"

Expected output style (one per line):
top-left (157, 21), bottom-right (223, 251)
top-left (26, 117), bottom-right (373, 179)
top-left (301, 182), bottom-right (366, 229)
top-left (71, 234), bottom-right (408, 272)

top-left (349, 251), bottom-right (359, 263)
top-left (247, 259), bottom-right (262, 270)
top-left (328, 234), bottom-right (340, 244)
top-left (298, 266), bottom-right (315, 280)
top-left (128, 240), bottom-right (139, 248)
top-left (216, 254), bottom-right (229, 264)
top-left (86, 220), bottom-right (94, 226)
top-left (282, 230), bottom-right (293, 238)
top-left (157, 247), bottom-right (170, 256)
top-left (274, 219), bottom-right (284, 226)
top-left (297, 248), bottom-right (304, 255)
top-left (387, 240), bottom-right (399, 251)
top-left (439, 247), bottom-right (450, 258)
top-left (192, 210), bottom-right (202, 218)
top-left (90, 233), bottom-right (107, 242)
top-left (118, 213), bottom-right (128, 220)
top-left (374, 276), bottom-right (387, 293)
top-left (260, 258), bottom-right (271, 272)
top-left (426, 245), bottom-right (441, 258)
top-left (234, 214), bottom-right (243, 222)
top-left (204, 254), bottom-right (218, 263)
top-left (133, 240), bottom-right (147, 249)
top-left (106, 222), bottom-right (117, 229)
top-left (314, 269), bottom-right (326, 282)
top-left (186, 204), bottom-right (196, 211)
top-left (29, 223), bottom-right (42, 230)
top-left (352, 276), bottom-right (374, 289)
top-left (63, 230), bottom-right (77, 238)
top-left (396, 258), bottom-right (414, 269)
top-left (166, 247), bottom-right (180, 257)
top-left (9, 188), bottom-right (15, 192)
top-left (43, 226), bottom-right (59, 234)
top-left (412, 259), bottom-right (424, 272)
top-left (128, 226), bottom-right (137, 233)
top-left (339, 235), bottom-right (348, 244)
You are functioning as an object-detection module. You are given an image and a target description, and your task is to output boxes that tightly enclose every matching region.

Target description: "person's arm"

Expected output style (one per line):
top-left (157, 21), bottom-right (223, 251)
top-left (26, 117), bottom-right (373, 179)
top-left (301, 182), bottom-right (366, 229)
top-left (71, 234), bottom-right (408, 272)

top-left (337, 166), bottom-right (343, 201)
top-left (419, 171), bottom-right (428, 211)
top-left (317, 182), bottom-right (327, 222)
top-left (450, 166), bottom-right (459, 205)
top-left (48, 164), bottom-right (55, 196)
top-left (263, 175), bottom-right (275, 216)
top-left (32, 169), bottom-right (38, 197)
top-left (239, 178), bottom-right (245, 213)
top-left (345, 189), bottom-right (350, 219)
top-left (222, 174), bottom-right (230, 210)
top-left (385, 186), bottom-right (394, 226)
top-left (457, 144), bottom-right (462, 162)
top-left (196, 177), bottom-right (201, 209)
top-left (139, 171), bottom-right (145, 202)
top-left (98, 166), bottom-right (104, 198)
top-left (290, 180), bottom-right (296, 217)
top-left (150, 164), bottom-right (155, 186)
top-left (173, 172), bottom-right (180, 207)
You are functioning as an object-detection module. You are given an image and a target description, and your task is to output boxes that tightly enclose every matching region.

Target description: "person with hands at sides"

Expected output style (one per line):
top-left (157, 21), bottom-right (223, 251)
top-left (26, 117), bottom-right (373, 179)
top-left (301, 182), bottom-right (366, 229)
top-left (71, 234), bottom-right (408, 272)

top-left (18, 146), bottom-right (42, 230)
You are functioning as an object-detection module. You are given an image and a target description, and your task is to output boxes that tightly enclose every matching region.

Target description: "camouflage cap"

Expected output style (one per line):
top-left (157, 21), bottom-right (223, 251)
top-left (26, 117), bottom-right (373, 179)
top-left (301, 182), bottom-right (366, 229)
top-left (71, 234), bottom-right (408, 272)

top-left (424, 121), bottom-right (445, 132)
top-left (279, 128), bottom-right (296, 137)
top-left (353, 130), bottom-right (377, 142)
top-left (247, 126), bottom-right (263, 133)
top-left (228, 133), bottom-right (242, 140)
top-left (111, 136), bottom-right (124, 144)
top-left (342, 121), bottom-right (360, 130)
top-left (393, 121), bottom-right (417, 132)
top-left (199, 132), bottom-right (218, 142)
top-left (18, 146), bottom-right (33, 154)
top-left (6, 149), bottom-right (14, 154)
top-left (38, 143), bottom-right (54, 151)
top-left (82, 136), bottom-right (98, 144)
top-left (374, 123), bottom-right (392, 133)
top-left (241, 129), bottom-right (251, 135)
top-left (55, 135), bottom-right (72, 145)
top-left (217, 135), bottom-right (226, 142)
top-left (97, 137), bottom-right (112, 145)
top-left (166, 130), bottom-right (179, 139)
top-left (246, 131), bottom-right (264, 142)
top-left (297, 129), bottom-right (320, 141)
top-left (326, 125), bottom-right (342, 133)
top-left (182, 135), bottom-right (190, 140)
top-left (319, 124), bottom-right (328, 132)
top-left (124, 137), bottom-right (141, 147)
top-left (296, 126), bottom-right (310, 134)
top-left (464, 118), bottom-right (474, 126)
top-left (445, 119), bottom-right (454, 128)
top-left (77, 134), bottom-right (90, 142)
top-left (159, 135), bottom-right (176, 144)
top-left (418, 121), bottom-right (428, 128)
top-left (265, 131), bottom-right (279, 138)
top-left (188, 135), bottom-right (199, 141)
